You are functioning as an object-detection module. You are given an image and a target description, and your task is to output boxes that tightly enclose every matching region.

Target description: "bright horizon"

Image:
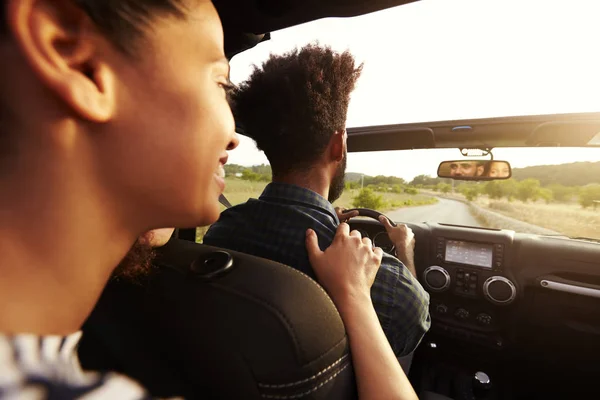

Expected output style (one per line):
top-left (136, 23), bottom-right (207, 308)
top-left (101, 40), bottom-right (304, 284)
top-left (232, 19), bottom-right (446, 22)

top-left (226, 0), bottom-right (600, 182)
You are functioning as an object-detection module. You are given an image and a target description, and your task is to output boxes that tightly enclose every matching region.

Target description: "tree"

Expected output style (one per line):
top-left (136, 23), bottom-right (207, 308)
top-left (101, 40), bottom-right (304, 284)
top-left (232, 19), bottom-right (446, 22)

top-left (436, 183), bottom-right (451, 194)
top-left (352, 188), bottom-right (384, 209)
top-left (547, 184), bottom-right (575, 203)
top-left (579, 184), bottom-right (600, 209)
top-left (410, 175), bottom-right (445, 187)
top-left (539, 188), bottom-right (553, 204)
top-left (251, 164), bottom-right (272, 176)
top-left (391, 184), bottom-right (405, 194)
top-left (516, 179), bottom-right (541, 203)
top-left (345, 181), bottom-right (360, 190)
top-left (459, 184), bottom-right (482, 202)
top-left (497, 179), bottom-right (518, 201)
top-left (241, 169), bottom-right (260, 181)
top-left (484, 181), bottom-right (504, 200)
top-left (224, 163), bottom-right (245, 176)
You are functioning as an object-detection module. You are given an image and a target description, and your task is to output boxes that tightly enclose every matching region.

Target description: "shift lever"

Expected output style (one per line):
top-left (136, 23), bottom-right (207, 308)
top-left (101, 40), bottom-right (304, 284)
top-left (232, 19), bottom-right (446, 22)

top-left (472, 371), bottom-right (492, 399)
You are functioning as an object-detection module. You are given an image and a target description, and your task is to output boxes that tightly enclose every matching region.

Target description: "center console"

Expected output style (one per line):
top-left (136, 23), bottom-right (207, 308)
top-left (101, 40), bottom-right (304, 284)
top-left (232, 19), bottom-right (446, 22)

top-left (421, 226), bottom-right (519, 350)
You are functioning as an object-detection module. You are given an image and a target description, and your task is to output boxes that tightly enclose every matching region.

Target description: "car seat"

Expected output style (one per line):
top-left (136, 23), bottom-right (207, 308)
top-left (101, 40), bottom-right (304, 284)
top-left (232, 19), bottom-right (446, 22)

top-left (79, 234), bottom-right (357, 399)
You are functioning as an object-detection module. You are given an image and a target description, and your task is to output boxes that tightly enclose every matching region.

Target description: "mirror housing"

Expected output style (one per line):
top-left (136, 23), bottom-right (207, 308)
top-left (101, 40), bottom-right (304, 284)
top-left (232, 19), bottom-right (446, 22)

top-left (438, 160), bottom-right (512, 180)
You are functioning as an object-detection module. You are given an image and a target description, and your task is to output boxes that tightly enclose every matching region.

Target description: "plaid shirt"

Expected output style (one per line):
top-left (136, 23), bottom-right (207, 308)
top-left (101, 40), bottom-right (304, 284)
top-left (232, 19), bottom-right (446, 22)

top-left (204, 182), bottom-right (431, 357)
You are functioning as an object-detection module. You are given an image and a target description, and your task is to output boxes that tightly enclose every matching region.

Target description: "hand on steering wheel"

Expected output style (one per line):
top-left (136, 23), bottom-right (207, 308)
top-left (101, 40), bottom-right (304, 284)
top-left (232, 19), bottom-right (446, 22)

top-left (337, 207), bottom-right (416, 277)
top-left (336, 207), bottom-right (397, 227)
top-left (334, 207), bottom-right (359, 223)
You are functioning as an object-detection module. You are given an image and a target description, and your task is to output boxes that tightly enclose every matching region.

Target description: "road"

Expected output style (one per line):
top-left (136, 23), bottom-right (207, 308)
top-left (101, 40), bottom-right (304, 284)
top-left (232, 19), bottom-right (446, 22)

top-left (387, 197), bottom-right (481, 227)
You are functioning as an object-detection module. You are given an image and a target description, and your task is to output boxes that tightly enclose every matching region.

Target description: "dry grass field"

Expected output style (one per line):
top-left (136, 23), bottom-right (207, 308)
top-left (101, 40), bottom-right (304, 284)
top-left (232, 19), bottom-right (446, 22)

top-left (474, 197), bottom-right (600, 239)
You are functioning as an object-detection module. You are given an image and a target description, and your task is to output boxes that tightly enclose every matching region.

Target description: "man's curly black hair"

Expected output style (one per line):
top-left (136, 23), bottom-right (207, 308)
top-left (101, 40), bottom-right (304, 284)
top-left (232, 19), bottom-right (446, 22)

top-left (231, 43), bottom-right (363, 176)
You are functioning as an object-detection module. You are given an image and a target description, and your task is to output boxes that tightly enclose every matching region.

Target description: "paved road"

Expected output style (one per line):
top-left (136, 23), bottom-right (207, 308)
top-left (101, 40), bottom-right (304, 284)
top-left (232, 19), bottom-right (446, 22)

top-left (386, 197), bottom-right (481, 227)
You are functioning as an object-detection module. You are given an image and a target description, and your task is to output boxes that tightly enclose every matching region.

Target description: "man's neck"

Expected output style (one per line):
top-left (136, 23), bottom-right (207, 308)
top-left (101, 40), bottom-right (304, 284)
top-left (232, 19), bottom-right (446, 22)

top-left (272, 169), bottom-right (330, 200)
top-left (0, 148), bottom-right (136, 335)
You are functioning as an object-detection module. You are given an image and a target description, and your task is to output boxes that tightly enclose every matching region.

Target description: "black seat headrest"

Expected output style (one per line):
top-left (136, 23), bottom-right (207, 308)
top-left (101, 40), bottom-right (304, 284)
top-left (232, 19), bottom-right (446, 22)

top-left (79, 239), bottom-right (357, 399)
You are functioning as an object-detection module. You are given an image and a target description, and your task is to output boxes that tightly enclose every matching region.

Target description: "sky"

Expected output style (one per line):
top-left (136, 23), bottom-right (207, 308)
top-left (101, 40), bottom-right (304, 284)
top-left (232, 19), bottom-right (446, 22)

top-left (226, 0), bottom-right (600, 181)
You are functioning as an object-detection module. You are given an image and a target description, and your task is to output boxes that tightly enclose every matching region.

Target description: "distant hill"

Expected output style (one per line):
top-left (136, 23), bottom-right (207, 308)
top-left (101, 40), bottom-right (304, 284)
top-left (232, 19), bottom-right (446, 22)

top-left (511, 161), bottom-right (600, 187)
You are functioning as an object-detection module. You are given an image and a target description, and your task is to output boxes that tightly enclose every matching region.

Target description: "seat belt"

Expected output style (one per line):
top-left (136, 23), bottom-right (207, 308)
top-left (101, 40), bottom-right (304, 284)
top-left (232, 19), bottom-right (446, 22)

top-left (179, 195), bottom-right (231, 242)
top-left (219, 194), bottom-right (232, 209)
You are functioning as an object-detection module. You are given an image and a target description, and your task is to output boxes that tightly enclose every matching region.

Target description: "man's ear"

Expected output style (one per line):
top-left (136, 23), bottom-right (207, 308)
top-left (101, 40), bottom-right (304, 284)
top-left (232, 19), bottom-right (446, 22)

top-left (328, 130), bottom-right (346, 162)
top-left (6, 0), bottom-right (116, 122)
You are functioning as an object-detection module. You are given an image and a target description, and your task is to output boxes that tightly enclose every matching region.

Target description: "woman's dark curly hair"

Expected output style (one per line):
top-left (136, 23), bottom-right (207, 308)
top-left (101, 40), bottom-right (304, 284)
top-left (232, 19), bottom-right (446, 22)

top-left (1, 0), bottom-right (187, 55)
top-left (231, 43), bottom-right (363, 176)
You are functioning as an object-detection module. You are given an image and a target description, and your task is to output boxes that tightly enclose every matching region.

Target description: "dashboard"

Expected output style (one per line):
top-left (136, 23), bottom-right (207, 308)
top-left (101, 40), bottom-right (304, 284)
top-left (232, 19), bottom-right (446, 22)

top-left (349, 219), bottom-right (600, 374)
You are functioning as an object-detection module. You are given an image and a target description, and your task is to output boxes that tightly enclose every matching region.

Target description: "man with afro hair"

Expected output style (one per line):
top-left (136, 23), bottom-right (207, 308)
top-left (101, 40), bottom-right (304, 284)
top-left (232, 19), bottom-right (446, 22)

top-left (204, 44), bottom-right (431, 363)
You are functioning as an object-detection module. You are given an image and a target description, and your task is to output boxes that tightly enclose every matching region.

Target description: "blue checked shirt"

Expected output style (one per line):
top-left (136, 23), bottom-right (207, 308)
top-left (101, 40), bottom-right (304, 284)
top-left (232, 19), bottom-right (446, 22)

top-left (204, 183), bottom-right (431, 357)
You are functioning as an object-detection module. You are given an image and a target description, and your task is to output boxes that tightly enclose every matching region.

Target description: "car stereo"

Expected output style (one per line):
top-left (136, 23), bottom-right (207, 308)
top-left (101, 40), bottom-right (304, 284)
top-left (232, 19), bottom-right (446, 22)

top-left (445, 240), bottom-right (493, 268)
top-left (435, 237), bottom-right (504, 271)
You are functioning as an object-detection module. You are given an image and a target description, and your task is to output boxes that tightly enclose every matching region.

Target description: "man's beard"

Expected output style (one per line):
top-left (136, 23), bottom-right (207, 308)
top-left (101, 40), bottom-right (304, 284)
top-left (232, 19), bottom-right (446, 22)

top-left (328, 152), bottom-right (347, 203)
top-left (112, 236), bottom-right (157, 282)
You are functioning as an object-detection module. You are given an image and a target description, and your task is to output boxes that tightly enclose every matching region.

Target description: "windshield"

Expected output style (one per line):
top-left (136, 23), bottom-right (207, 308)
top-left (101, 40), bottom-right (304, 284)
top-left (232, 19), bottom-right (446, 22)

top-left (342, 148), bottom-right (600, 240)
top-left (208, 144), bottom-right (600, 242)
top-left (198, 0), bottom-right (600, 242)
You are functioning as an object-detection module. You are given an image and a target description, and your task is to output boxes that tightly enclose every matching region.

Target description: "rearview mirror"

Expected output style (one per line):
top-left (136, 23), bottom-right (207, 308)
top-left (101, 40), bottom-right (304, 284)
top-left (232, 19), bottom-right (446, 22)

top-left (437, 160), bottom-right (512, 180)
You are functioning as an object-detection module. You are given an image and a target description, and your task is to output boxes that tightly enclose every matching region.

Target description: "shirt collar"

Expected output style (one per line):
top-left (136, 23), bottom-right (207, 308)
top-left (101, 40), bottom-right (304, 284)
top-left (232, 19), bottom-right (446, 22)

top-left (259, 182), bottom-right (340, 224)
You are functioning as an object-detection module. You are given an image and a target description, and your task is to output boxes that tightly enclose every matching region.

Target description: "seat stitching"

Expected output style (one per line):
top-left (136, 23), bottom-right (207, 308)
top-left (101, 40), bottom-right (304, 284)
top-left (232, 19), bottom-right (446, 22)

top-left (257, 354), bottom-right (347, 389)
top-left (259, 362), bottom-right (349, 399)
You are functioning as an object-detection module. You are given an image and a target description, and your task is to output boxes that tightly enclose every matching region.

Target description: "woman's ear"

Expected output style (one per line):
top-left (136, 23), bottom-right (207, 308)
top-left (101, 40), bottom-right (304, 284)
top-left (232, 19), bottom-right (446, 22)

top-left (5, 0), bottom-right (117, 122)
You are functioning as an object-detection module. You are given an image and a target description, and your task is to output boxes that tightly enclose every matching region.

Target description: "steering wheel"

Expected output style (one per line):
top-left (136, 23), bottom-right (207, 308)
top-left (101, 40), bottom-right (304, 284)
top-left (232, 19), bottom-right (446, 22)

top-left (344, 208), bottom-right (397, 227)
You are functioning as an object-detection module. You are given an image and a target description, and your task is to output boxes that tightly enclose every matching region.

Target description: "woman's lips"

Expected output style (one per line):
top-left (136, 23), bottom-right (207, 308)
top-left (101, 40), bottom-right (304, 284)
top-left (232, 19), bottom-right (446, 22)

top-left (214, 163), bottom-right (226, 192)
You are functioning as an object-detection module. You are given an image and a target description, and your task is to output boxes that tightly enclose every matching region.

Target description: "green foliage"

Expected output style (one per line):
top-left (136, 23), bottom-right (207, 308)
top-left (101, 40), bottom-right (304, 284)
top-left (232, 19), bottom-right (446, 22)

top-left (485, 179), bottom-right (518, 200)
top-left (352, 188), bottom-right (384, 209)
top-left (391, 184), bottom-right (405, 193)
top-left (241, 169), bottom-right (259, 181)
top-left (410, 174), bottom-right (446, 187)
top-left (579, 184), bottom-right (600, 209)
top-left (465, 186), bottom-right (482, 201)
top-left (362, 175), bottom-right (406, 186)
top-left (404, 187), bottom-right (419, 195)
top-left (345, 181), bottom-right (360, 190)
top-left (455, 182), bottom-right (479, 200)
top-left (516, 179), bottom-right (541, 203)
top-left (498, 179), bottom-right (518, 201)
top-left (436, 183), bottom-right (452, 194)
top-left (547, 184), bottom-right (575, 203)
top-left (539, 188), bottom-right (553, 204)
top-left (484, 181), bottom-right (503, 200)
top-left (241, 169), bottom-right (270, 182)
top-left (227, 164), bottom-right (272, 182)
top-left (224, 163), bottom-right (245, 176)
top-left (250, 164), bottom-right (272, 176)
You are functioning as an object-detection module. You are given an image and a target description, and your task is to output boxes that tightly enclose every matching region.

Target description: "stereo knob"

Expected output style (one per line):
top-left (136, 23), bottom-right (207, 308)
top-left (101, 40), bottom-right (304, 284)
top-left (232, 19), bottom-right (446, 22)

top-left (435, 304), bottom-right (449, 314)
top-left (476, 313), bottom-right (493, 326)
top-left (483, 276), bottom-right (517, 305)
top-left (455, 308), bottom-right (470, 320)
top-left (423, 266), bottom-right (451, 292)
